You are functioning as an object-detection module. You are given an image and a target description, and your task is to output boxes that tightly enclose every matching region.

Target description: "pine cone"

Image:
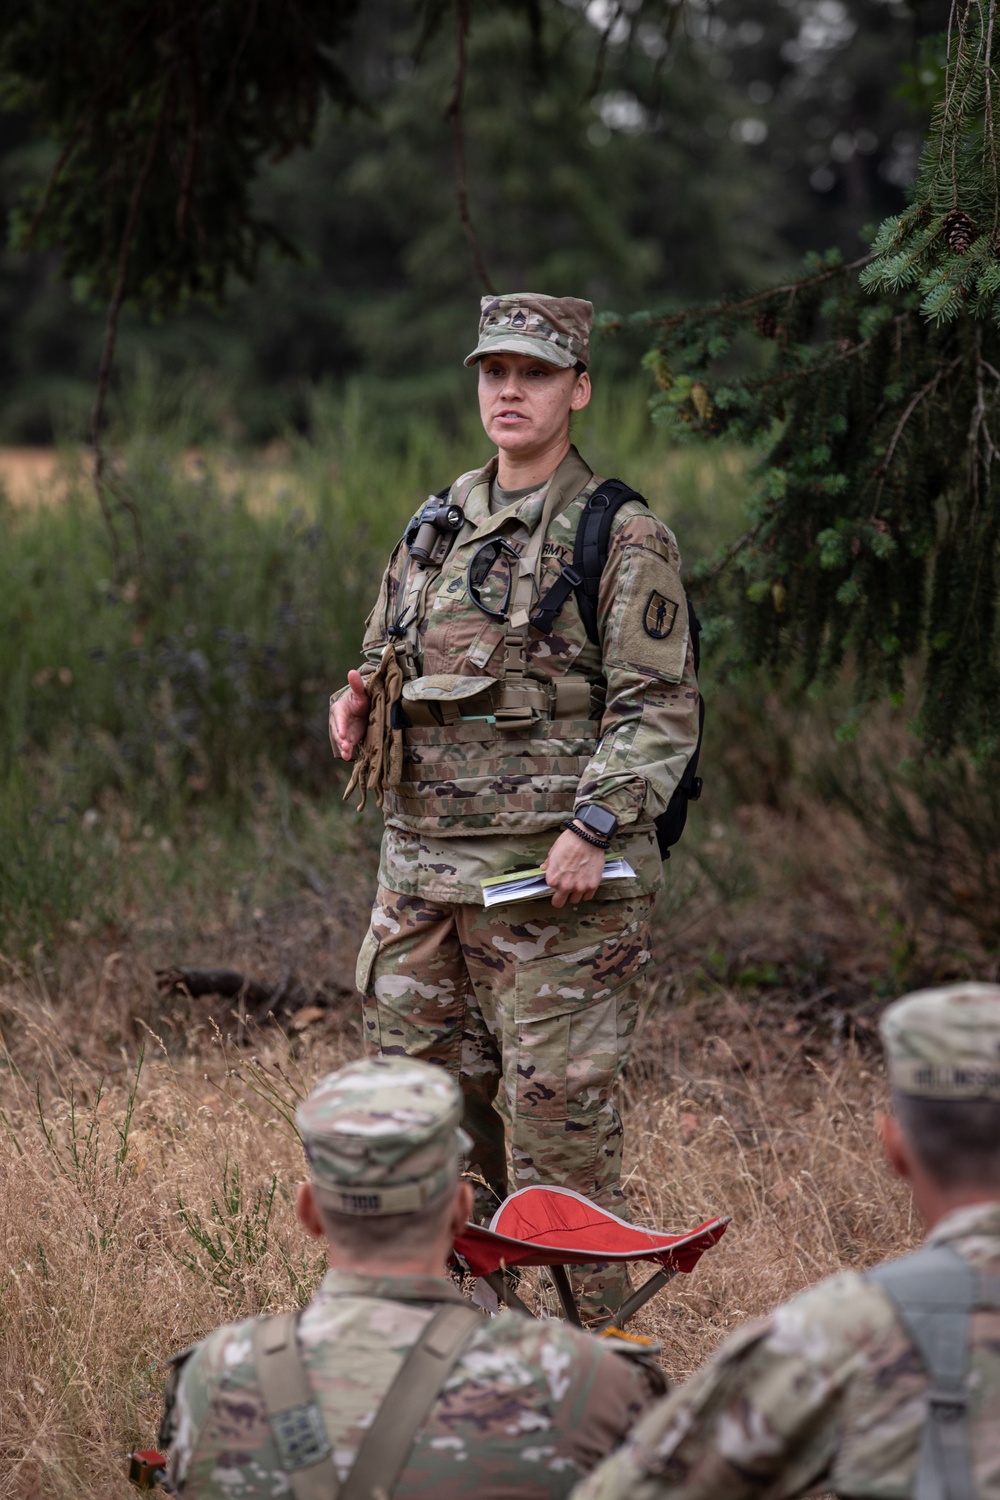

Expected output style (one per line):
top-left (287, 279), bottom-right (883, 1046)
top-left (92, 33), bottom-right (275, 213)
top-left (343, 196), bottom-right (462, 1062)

top-left (650, 354), bottom-right (673, 392)
top-left (754, 308), bottom-right (778, 339)
top-left (691, 383), bottom-right (713, 420)
top-left (943, 209), bottom-right (976, 254)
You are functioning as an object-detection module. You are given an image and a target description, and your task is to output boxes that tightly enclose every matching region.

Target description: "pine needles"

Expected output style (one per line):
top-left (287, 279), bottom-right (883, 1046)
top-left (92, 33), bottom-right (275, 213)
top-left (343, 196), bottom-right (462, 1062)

top-left (862, 3), bottom-right (1000, 326)
top-left (596, 2), bottom-right (1000, 758)
top-left (614, 250), bottom-right (1000, 756)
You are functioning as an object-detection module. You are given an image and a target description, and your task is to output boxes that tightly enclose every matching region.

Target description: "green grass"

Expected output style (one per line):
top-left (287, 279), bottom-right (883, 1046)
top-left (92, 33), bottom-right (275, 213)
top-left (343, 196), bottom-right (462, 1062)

top-left (0, 378), bottom-right (751, 952)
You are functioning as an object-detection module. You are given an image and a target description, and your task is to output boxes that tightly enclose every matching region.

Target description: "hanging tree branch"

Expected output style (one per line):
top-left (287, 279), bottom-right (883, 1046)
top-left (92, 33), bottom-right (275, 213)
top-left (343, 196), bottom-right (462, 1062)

top-left (586, 0), bottom-right (626, 101)
top-left (176, 2), bottom-right (204, 241)
top-left (0, 0), bottom-right (363, 566)
top-left (90, 79), bottom-right (173, 568)
top-left (19, 0), bottom-right (165, 251)
top-left (445, 0), bottom-right (495, 295)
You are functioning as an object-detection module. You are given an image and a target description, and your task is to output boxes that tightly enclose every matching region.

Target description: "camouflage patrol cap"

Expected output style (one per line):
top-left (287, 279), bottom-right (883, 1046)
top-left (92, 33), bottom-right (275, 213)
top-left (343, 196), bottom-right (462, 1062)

top-left (465, 292), bottom-right (593, 370)
top-left (881, 982), bottom-right (1000, 1100)
top-left (296, 1056), bottom-right (472, 1216)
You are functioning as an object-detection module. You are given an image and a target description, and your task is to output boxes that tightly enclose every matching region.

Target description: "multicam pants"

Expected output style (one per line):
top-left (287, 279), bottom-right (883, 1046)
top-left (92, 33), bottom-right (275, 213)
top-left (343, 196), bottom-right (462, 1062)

top-left (355, 885), bottom-right (653, 1315)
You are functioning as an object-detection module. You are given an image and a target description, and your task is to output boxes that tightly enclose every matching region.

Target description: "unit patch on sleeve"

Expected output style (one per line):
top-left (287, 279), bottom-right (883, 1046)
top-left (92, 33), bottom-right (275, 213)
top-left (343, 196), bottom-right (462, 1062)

top-left (643, 590), bottom-right (678, 640)
top-left (606, 540), bottom-right (690, 682)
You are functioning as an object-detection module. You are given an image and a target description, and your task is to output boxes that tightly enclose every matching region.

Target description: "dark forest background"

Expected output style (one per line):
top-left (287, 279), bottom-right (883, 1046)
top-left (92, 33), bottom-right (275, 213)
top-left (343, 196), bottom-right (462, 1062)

top-left (0, 0), bottom-right (946, 442)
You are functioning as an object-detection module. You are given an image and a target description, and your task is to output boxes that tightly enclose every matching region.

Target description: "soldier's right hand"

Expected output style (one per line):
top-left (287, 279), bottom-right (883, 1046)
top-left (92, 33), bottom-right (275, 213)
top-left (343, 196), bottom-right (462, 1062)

top-left (330, 670), bottom-right (372, 760)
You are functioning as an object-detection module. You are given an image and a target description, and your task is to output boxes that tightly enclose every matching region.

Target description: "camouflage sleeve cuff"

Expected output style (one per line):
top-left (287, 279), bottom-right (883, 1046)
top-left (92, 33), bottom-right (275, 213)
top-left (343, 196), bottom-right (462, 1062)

top-left (574, 777), bottom-right (647, 826)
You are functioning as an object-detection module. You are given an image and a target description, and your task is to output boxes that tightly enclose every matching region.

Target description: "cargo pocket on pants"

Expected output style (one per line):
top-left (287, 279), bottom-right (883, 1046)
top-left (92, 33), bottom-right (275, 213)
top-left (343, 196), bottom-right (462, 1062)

top-left (510, 907), bottom-right (650, 1125)
top-left (355, 926), bottom-right (381, 996)
top-left (356, 925), bottom-right (383, 1055)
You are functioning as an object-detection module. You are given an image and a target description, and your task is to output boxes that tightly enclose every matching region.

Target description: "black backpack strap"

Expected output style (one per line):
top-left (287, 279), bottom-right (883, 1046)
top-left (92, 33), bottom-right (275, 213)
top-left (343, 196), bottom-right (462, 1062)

top-left (531, 478), bottom-right (647, 643)
top-left (867, 1243), bottom-right (1000, 1500)
top-left (530, 477), bottom-right (705, 861)
top-left (528, 562), bottom-right (584, 636)
top-left (653, 598), bottom-right (704, 859)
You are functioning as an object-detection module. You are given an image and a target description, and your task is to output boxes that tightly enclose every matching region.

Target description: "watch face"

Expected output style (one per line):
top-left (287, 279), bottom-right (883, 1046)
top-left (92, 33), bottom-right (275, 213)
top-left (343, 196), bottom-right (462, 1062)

top-left (580, 804), bottom-right (617, 837)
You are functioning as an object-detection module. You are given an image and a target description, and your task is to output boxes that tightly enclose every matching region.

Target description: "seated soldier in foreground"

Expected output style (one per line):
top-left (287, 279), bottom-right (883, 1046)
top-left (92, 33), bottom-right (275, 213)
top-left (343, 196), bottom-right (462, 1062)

top-left (161, 1055), bottom-right (663, 1498)
top-left (573, 981), bottom-right (1000, 1500)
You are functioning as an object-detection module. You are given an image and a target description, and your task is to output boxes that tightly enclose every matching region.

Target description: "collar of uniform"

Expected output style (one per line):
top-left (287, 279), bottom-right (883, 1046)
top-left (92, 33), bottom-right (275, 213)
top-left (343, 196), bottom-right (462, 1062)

top-left (460, 444), bottom-right (594, 543)
top-left (314, 1267), bottom-right (470, 1305)
top-left (924, 1198), bottom-right (1000, 1247)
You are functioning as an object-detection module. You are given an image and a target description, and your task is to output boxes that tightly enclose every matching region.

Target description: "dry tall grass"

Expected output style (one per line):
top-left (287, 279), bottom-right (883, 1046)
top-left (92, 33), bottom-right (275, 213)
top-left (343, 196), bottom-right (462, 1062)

top-left (0, 393), bottom-right (977, 1499)
top-left (0, 997), bottom-right (342, 1499)
top-left (620, 983), bottom-right (915, 1366)
top-left (0, 951), bottom-right (915, 1499)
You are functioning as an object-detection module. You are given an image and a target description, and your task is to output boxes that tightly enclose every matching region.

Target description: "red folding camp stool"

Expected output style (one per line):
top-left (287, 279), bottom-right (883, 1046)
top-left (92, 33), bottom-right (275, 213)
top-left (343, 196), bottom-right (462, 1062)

top-left (453, 1185), bottom-right (730, 1332)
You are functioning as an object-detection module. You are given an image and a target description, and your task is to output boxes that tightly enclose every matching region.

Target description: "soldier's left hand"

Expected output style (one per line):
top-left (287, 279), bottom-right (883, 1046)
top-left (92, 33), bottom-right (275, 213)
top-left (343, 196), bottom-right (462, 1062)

top-left (541, 830), bottom-right (606, 907)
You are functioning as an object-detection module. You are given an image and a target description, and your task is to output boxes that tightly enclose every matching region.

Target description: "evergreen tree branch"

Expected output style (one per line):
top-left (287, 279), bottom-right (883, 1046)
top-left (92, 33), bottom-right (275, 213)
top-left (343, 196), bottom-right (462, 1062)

top-left (874, 356), bottom-right (961, 511)
top-left (620, 240), bottom-right (1000, 754)
top-left (21, 0), bottom-right (165, 248)
top-left (696, 519), bottom-right (769, 586)
top-left (635, 1), bottom-right (1000, 752)
top-left (985, 0), bottom-right (999, 227)
top-left (613, 255), bottom-right (874, 337)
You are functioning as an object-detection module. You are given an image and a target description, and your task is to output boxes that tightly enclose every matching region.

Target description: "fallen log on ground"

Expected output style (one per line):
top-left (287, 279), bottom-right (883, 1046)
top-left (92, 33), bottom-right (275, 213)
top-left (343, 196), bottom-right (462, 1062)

top-left (155, 966), bottom-right (313, 1025)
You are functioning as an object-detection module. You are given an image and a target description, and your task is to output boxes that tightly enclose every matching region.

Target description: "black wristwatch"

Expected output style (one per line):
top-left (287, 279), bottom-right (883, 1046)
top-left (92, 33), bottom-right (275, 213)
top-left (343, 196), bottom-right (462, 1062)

top-left (573, 804), bottom-right (619, 842)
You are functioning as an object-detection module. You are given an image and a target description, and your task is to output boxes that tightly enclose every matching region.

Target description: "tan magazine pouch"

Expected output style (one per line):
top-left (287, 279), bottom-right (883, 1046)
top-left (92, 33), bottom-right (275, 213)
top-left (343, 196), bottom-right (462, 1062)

top-left (343, 642), bottom-right (405, 811)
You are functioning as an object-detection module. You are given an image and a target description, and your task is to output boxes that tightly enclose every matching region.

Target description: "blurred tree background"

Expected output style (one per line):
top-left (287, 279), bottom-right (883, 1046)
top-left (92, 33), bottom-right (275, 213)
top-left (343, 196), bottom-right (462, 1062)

top-left (0, 0), bottom-right (945, 443)
top-left (13, 0), bottom-right (1000, 973)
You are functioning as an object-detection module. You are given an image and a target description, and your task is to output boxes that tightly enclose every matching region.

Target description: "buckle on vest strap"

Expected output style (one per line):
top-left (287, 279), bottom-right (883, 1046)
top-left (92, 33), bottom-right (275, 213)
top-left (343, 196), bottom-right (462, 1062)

top-left (927, 1388), bottom-right (968, 1421)
top-left (270, 1402), bottom-right (333, 1469)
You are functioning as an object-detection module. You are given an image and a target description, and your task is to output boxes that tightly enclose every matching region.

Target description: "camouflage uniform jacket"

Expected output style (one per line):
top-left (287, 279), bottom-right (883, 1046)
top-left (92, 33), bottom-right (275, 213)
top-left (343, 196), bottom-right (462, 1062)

top-left (571, 1201), bottom-right (1000, 1500)
top-left (351, 445), bottom-right (700, 904)
top-left (165, 1268), bottom-right (662, 1499)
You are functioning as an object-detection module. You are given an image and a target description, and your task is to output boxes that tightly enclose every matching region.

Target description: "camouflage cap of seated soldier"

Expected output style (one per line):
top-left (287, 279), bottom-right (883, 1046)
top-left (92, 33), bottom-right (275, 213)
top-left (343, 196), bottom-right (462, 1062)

top-left (296, 1055), bottom-right (472, 1216)
top-left (464, 292), bottom-right (594, 370)
top-left (881, 981), bottom-right (1000, 1100)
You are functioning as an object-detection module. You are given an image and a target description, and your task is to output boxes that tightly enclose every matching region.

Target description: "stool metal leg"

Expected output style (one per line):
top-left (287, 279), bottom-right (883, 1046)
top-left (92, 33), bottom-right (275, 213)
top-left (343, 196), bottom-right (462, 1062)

top-left (483, 1269), bottom-right (535, 1318)
top-left (594, 1266), bottom-right (678, 1331)
top-left (549, 1263), bottom-right (583, 1326)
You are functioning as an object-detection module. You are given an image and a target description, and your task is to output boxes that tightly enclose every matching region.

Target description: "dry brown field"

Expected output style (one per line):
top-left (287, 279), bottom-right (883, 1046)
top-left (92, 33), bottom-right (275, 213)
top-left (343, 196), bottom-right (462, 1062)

top-left (0, 787), bottom-right (941, 1500)
top-left (2, 437), bottom-right (988, 1498)
top-left (0, 443), bottom-right (335, 516)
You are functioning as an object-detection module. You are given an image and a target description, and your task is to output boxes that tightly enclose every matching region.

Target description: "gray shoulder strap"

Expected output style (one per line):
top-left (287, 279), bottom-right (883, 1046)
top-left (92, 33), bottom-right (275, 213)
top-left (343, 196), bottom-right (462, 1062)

top-left (253, 1311), bottom-right (340, 1500)
top-left (867, 1243), bottom-right (1000, 1500)
top-left (252, 1301), bottom-right (482, 1500)
top-left (341, 1301), bottom-right (482, 1500)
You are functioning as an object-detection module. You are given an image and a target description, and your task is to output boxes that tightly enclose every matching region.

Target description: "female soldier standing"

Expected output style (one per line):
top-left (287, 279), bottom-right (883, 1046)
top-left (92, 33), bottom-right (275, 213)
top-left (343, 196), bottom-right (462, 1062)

top-left (330, 293), bottom-right (700, 1319)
